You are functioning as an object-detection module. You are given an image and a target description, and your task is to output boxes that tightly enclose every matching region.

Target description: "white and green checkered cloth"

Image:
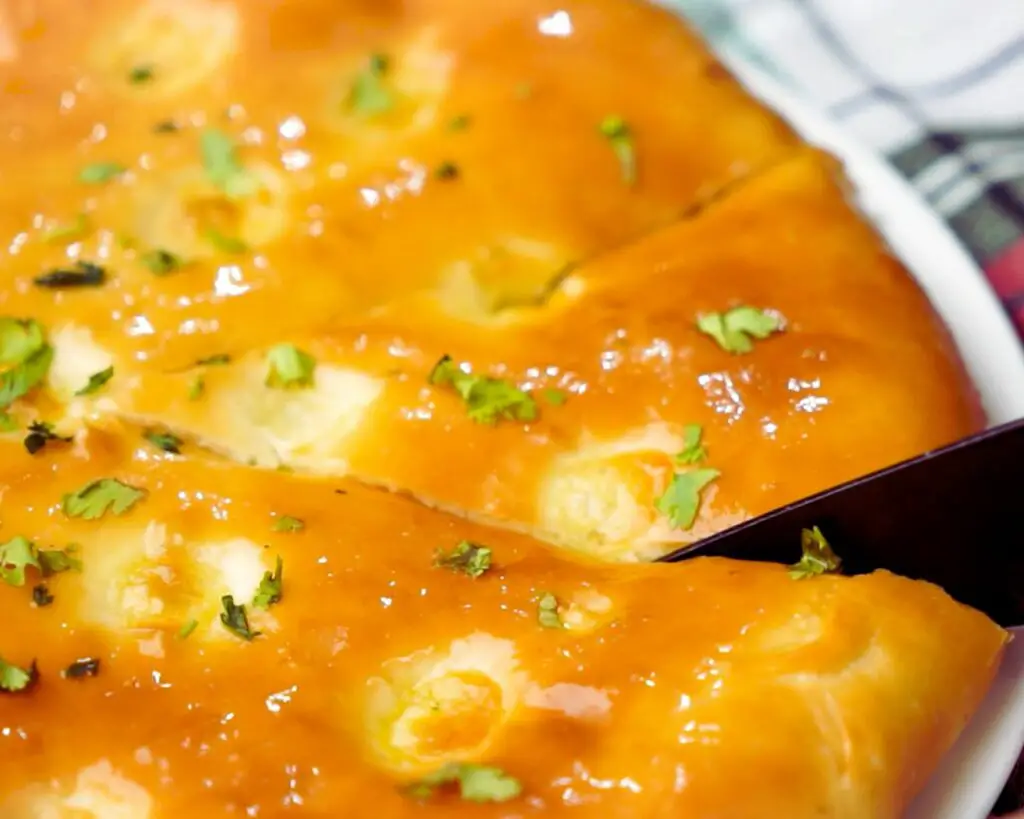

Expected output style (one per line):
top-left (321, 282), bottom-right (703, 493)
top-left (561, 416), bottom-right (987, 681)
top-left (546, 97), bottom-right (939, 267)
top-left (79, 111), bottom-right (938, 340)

top-left (667, 0), bottom-right (1024, 341)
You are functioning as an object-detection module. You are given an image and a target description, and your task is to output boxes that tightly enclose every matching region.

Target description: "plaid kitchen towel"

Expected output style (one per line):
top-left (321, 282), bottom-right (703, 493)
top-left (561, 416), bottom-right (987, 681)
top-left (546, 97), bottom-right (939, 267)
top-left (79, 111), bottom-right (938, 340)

top-left (666, 0), bottom-right (1024, 339)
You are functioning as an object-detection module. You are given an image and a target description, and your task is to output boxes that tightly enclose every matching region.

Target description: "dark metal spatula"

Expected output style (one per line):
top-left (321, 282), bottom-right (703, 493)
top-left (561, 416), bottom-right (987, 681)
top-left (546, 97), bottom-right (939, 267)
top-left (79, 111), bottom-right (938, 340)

top-left (657, 417), bottom-right (1024, 628)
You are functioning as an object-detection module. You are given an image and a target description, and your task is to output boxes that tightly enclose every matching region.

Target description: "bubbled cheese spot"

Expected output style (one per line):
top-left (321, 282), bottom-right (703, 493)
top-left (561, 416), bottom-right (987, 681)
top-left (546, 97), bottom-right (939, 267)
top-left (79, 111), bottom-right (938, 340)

top-left (365, 633), bottom-right (529, 773)
top-left (47, 325), bottom-right (117, 405)
top-left (77, 523), bottom-right (272, 643)
top-left (132, 161), bottom-right (291, 260)
top-left (435, 238), bottom-right (574, 323)
top-left (89, 0), bottom-right (240, 98)
top-left (3, 760), bottom-right (153, 819)
top-left (536, 423), bottom-right (689, 561)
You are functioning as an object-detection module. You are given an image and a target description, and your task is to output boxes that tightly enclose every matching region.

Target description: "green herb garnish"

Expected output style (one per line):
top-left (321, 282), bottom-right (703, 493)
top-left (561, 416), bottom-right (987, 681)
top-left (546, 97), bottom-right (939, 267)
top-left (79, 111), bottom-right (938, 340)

top-left (272, 516), bottom-right (304, 533)
top-left (655, 468), bottom-right (720, 530)
top-left (140, 249), bottom-right (182, 275)
top-left (406, 762), bottom-right (522, 803)
top-left (675, 424), bottom-right (707, 465)
top-left (78, 162), bottom-right (126, 185)
top-left (75, 366), bottom-right (113, 396)
top-left (252, 556), bottom-right (283, 609)
top-left (128, 64), bottom-right (154, 84)
top-left (219, 594), bottom-right (260, 641)
top-left (788, 527), bottom-right (843, 580)
top-left (62, 479), bottom-right (146, 520)
top-left (144, 429), bottom-right (182, 454)
top-left (23, 421), bottom-right (72, 455)
top-left (265, 344), bottom-right (316, 389)
top-left (0, 536), bottom-right (80, 586)
top-left (434, 540), bottom-right (492, 578)
top-left (200, 128), bottom-right (259, 198)
top-left (537, 592), bottom-right (563, 629)
top-left (347, 53), bottom-right (393, 116)
top-left (696, 306), bottom-right (782, 354)
top-left (428, 355), bottom-right (537, 425)
top-left (32, 261), bottom-right (106, 289)
top-left (0, 657), bottom-right (36, 692)
top-left (598, 115), bottom-right (636, 185)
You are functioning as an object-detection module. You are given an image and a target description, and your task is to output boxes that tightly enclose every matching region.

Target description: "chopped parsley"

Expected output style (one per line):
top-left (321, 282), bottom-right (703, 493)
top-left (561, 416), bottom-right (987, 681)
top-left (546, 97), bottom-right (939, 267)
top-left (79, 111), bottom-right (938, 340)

top-left (272, 515), bottom-right (304, 533)
top-left (541, 388), bottom-right (567, 406)
top-left (788, 527), bottom-right (843, 580)
top-left (196, 353), bottom-right (231, 366)
top-left (0, 412), bottom-right (15, 432)
top-left (598, 115), bottom-right (636, 185)
top-left (434, 161), bottom-right (459, 181)
top-left (0, 536), bottom-right (80, 586)
top-left (43, 214), bottom-right (90, 244)
top-left (448, 114), bottom-right (472, 131)
top-left (252, 556), bottom-right (283, 609)
top-left (23, 421), bottom-right (72, 455)
top-left (655, 468), bottom-right (720, 530)
top-left (78, 162), bottom-right (126, 185)
top-left (177, 619), bottom-right (199, 640)
top-left (32, 583), bottom-right (53, 607)
top-left (140, 249), bottom-right (182, 275)
top-left (675, 424), bottom-right (707, 465)
top-left (265, 343), bottom-right (316, 389)
top-left (428, 355), bottom-right (537, 425)
top-left (697, 306), bottom-right (782, 354)
top-left (203, 227), bottom-right (248, 254)
top-left (347, 53), bottom-right (393, 116)
top-left (0, 317), bottom-right (45, 364)
top-left (32, 260), bottom-right (106, 289)
top-left (200, 128), bottom-right (259, 199)
top-left (0, 657), bottom-right (36, 692)
top-left (128, 64), bottom-right (154, 84)
top-left (220, 594), bottom-right (260, 641)
top-left (188, 375), bottom-right (205, 401)
top-left (153, 119), bottom-right (179, 134)
top-left (434, 541), bottom-right (492, 578)
top-left (62, 657), bottom-right (100, 679)
top-left (62, 478), bottom-right (146, 520)
top-left (75, 366), bottom-right (113, 396)
top-left (144, 429), bottom-right (182, 454)
top-left (537, 592), bottom-right (563, 629)
top-left (0, 344), bottom-right (52, 409)
top-left (406, 762), bottom-right (522, 803)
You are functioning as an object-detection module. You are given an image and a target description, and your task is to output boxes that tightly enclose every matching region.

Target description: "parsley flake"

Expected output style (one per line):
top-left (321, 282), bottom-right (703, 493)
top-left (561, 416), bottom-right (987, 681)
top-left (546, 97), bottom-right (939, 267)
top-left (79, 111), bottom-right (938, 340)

top-left (697, 306), bottom-right (782, 354)
top-left (188, 375), bottom-right (205, 401)
top-left (75, 366), bottom-right (113, 396)
top-left (272, 516), bottom-right (304, 533)
top-left (204, 227), bottom-right (248, 254)
top-left (347, 53), bottom-right (393, 116)
top-left (655, 468), bottom-right (720, 530)
top-left (537, 592), bottom-right (563, 629)
top-left (62, 657), bottom-right (100, 679)
top-left (144, 429), bottom-right (182, 454)
top-left (448, 114), bottom-right (472, 131)
top-left (406, 762), bottom-right (522, 803)
top-left (220, 594), bottom-right (260, 641)
top-left (177, 619), bottom-right (199, 640)
top-left (196, 353), bottom-right (231, 366)
top-left (788, 527), bottom-right (843, 580)
top-left (128, 64), bottom-right (154, 84)
top-left (200, 128), bottom-right (259, 199)
top-left (0, 657), bottom-right (36, 693)
top-left (33, 260), bottom-right (106, 289)
top-left (140, 249), bottom-right (182, 275)
top-left (32, 583), bottom-right (53, 607)
top-left (0, 536), bottom-right (80, 586)
top-left (435, 161), bottom-right (459, 181)
top-left (43, 214), bottom-right (90, 244)
top-left (0, 344), bottom-right (52, 409)
top-left (265, 344), bottom-right (316, 389)
top-left (78, 162), bottom-right (126, 185)
top-left (541, 388), bottom-right (567, 406)
top-left (23, 421), bottom-right (72, 455)
top-left (428, 355), bottom-right (537, 425)
top-left (62, 478), bottom-right (146, 520)
top-left (434, 540), bottom-right (492, 578)
top-left (598, 115), bottom-right (636, 185)
top-left (252, 556), bottom-right (283, 609)
top-left (675, 424), bottom-right (707, 465)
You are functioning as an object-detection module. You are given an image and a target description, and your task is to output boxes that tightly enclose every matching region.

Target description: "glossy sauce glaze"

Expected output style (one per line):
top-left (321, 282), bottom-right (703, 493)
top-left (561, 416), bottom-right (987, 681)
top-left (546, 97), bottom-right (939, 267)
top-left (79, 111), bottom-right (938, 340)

top-left (0, 0), bottom-right (981, 560)
top-left (0, 430), bottom-right (1007, 818)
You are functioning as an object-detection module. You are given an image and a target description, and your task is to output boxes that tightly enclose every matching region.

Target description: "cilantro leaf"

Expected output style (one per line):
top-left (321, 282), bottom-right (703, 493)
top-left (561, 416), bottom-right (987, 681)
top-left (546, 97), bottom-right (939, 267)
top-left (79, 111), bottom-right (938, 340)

top-left (272, 515), bottom-right (304, 533)
top-left (697, 306), bottom-right (782, 354)
top-left (0, 536), bottom-right (79, 586)
top-left (675, 424), bottom-right (707, 465)
top-left (788, 527), bottom-right (843, 580)
top-left (140, 249), bottom-right (182, 275)
top-left (43, 214), bottom-right (90, 244)
top-left (24, 421), bottom-right (72, 455)
top-left (537, 592), bottom-right (563, 629)
top-left (144, 429), bottom-right (182, 454)
top-left (33, 260), bottom-right (106, 289)
top-left (655, 468), bottom-right (720, 530)
top-left (541, 388), bottom-right (567, 406)
top-left (428, 355), bottom-right (537, 425)
top-left (200, 128), bottom-right (260, 199)
top-left (448, 114), bottom-right (471, 131)
top-left (62, 478), bottom-right (146, 520)
top-left (188, 375), bottom-right (205, 400)
top-left (598, 115), bottom-right (636, 185)
top-left (0, 412), bottom-right (16, 432)
top-left (78, 162), bottom-right (126, 185)
top-left (0, 657), bottom-right (36, 692)
top-left (196, 354), bottom-right (231, 366)
top-left (0, 344), bottom-right (52, 408)
top-left (252, 556), bottom-right (283, 609)
top-left (265, 344), bottom-right (316, 389)
top-left (220, 594), bottom-right (260, 640)
top-left (0, 318), bottom-right (45, 365)
top-left (434, 540), bottom-right (492, 578)
top-left (76, 366), bottom-right (113, 396)
top-left (347, 53), bottom-right (393, 116)
top-left (406, 762), bottom-right (522, 803)
top-left (128, 64), bottom-right (154, 84)
top-left (177, 619), bottom-right (199, 639)
top-left (203, 227), bottom-right (248, 254)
